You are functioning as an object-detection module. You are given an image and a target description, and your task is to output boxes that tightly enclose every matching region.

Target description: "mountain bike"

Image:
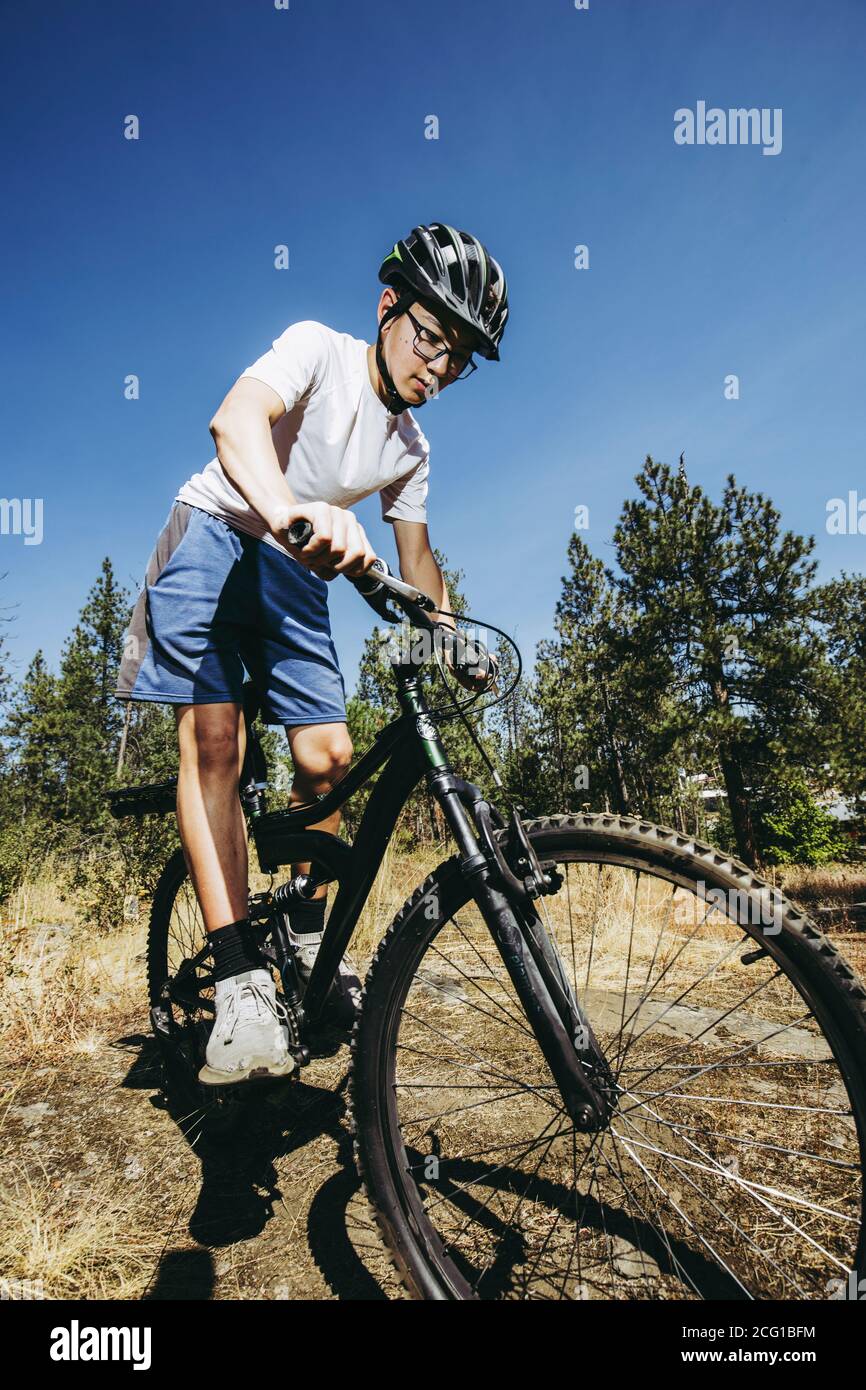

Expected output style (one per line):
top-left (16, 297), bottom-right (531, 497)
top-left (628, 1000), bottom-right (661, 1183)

top-left (109, 523), bottom-right (866, 1301)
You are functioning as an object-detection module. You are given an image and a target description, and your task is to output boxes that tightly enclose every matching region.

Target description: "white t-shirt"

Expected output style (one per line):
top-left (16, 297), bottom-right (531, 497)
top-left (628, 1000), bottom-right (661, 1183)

top-left (176, 319), bottom-right (430, 556)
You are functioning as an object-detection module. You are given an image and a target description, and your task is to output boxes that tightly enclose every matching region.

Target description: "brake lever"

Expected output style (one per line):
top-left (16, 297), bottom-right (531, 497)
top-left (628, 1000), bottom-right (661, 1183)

top-left (440, 628), bottom-right (499, 693)
top-left (356, 560), bottom-right (438, 612)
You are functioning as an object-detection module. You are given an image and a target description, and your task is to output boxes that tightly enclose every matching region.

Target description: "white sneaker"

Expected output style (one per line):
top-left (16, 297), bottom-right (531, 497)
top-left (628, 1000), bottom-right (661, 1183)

top-left (294, 936), bottom-right (363, 1029)
top-left (199, 968), bottom-right (296, 1087)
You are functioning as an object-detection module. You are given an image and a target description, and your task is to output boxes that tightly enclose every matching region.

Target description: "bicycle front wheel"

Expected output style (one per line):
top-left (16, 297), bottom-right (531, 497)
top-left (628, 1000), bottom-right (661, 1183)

top-left (349, 813), bottom-right (866, 1300)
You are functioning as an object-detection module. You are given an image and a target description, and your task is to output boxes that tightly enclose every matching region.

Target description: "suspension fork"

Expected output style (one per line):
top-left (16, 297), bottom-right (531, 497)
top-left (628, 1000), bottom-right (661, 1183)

top-left (472, 795), bottom-right (610, 1078)
top-left (398, 670), bottom-right (612, 1130)
top-left (426, 766), bottom-right (611, 1132)
top-left (514, 896), bottom-right (616, 1106)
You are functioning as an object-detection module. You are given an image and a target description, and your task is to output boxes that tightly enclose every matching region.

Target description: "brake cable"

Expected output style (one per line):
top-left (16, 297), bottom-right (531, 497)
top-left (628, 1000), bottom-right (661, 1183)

top-left (399, 599), bottom-right (525, 792)
top-left (283, 519), bottom-right (523, 793)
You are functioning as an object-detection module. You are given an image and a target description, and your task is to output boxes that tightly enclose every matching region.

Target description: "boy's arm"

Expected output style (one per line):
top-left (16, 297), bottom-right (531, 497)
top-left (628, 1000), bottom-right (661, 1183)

top-left (392, 520), bottom-right (497, 692)
top-left (209, 376), bottom-right (299, 535)
top-left (210, 376), bottom-right (375, 577)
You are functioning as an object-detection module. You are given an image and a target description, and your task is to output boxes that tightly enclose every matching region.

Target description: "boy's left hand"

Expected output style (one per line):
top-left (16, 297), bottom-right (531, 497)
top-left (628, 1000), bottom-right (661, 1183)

top-left (441, 631), bottom-right (499, 693)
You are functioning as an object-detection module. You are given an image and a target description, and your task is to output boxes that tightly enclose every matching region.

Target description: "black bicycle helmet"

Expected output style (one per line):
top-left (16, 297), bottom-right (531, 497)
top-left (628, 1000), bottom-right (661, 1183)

top-left (379, 222), bottom-right (509, 361)
top-left (373, 223), bottom-right (508, 414)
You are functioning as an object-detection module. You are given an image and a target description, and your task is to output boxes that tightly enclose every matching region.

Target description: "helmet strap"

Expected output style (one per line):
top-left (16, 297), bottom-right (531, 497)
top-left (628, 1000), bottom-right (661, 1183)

top-left (375, 289), bottom-right (418, 414)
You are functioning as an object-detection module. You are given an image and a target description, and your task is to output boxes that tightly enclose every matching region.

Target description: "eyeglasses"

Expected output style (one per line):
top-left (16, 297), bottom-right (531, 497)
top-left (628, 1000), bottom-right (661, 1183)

top-left (404, 308), bottom-right (477, 380)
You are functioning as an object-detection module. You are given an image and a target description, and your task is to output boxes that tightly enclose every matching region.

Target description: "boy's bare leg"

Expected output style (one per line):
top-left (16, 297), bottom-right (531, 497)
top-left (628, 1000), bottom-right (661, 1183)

top-left (286, 722), bottom-right (354, 893)
top-left (174, 702), bottom-right (250, 930)
top-left (172, 711), bottom-right (352, 928)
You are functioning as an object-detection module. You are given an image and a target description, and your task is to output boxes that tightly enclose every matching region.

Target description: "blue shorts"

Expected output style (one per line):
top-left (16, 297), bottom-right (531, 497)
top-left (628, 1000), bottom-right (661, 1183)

top-left (115, 502), bottom-right (348, 726)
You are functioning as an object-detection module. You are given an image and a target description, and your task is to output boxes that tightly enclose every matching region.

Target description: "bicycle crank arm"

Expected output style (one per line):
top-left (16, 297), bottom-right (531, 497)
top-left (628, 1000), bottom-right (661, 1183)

top-left (476, 878), bottom-right (610, 1131)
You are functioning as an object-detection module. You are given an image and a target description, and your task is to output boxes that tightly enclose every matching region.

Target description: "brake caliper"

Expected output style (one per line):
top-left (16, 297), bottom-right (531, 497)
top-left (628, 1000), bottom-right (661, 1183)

top-left (505, 807), bottom-right (563, 899)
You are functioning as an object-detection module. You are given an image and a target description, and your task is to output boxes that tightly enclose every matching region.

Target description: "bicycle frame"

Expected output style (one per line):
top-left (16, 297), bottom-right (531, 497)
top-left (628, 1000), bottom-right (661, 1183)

top-left (249, 667), bottom-right (431, 1024)
top-left (245, 658), bottom-right (614, 1131)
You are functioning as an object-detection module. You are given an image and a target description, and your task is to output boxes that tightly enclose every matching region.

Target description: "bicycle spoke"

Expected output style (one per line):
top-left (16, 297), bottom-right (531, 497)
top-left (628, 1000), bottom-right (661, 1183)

top-left (594, 1131), bottom-right (705, 1297)
top-left (624, 1089), bottom-right (850, 1117)
top-left (409, 964), bottom-right (536, 1041)
top-left (608, 894), bottom-right (719, 1067)
top-left (611, 1110), bottom-right (759, 1299)
top-left (612, 936), bottom-right (780, 1076)
top-left (617, 1012), bottom-right (821, 1118)
top-left (396, 1008), bottom-right (562, 1115)
top-left (424, 935), bottom-right (533, 1037)
top-left (623, 1108), bottom-right (859, 1172)
top-left (418, 1111), bottom-right (569, 1224)
top-left (613, 1104), bottom-right (847, 1293)
top-left (401, 1084), bottom-right (550, 1128)
top-left (611, 881), bottom-right (679, 1079)
top-left (378, 848), bottom-right (864, 1300)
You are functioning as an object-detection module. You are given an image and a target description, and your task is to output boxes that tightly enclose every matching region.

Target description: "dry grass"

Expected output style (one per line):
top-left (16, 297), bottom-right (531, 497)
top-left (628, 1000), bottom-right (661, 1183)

top-left (1, 850), bottom-right (864, 1301)
top-left (778, 863), bottom-right (866, 902)
top-left (0, 849), bottom-right (860, 1069)
top-left (0, 1135), bottom-right (170, 1299)
top-left (351, 840), bottom-right (446, 957)
top-left (0, 914), bottom-right (146, 1065)
top-left (779, 863), bottom-right (866, 924)
top-left (0, 836), bottom-right (448, 1066)
top-left (2, 860), bottom-right (79, 930)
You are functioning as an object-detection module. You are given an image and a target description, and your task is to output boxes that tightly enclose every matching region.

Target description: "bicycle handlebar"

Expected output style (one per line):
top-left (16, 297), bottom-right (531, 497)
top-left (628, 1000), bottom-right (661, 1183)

top-left (286, 518), bottom-right (438, 616)
top-left (285, 516), bottom-right (499, 692)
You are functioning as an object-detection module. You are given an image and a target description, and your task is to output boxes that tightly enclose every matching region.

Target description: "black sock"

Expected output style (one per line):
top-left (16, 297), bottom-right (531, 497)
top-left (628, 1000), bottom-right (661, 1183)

top-left (288, 896), bottom-right (327, 943)
top-left (209, 918), bottom-right (265, 982)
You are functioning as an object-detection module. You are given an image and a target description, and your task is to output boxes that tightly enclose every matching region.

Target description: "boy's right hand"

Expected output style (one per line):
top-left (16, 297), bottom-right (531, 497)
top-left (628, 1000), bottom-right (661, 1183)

top-left (274, 501), bottom-right (378, 581)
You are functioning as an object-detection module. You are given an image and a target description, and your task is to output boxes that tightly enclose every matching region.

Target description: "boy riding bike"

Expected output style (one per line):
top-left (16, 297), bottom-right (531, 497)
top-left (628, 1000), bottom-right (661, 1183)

top-left (114, 222), bottom-right (509, 1087)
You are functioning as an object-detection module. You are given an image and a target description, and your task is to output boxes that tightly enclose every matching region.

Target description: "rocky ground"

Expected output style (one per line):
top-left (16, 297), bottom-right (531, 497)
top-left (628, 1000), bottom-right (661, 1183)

top-left (3, 859), bottom-right (865, 1302)
top-left (3, 999), bottom-right (406, 1300)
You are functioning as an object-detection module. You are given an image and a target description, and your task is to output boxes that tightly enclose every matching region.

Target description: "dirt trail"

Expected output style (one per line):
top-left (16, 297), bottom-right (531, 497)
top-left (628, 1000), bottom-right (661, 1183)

top-left (3, 1003), bottom-right (406, 1301)
top-left (5, 906), bottom-right (865, 1301)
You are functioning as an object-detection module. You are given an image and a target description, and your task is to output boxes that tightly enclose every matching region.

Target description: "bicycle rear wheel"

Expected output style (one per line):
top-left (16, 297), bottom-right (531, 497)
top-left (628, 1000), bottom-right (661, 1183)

top-left (146, 848), bottom-right (223, 1123)
top-left (348, 814), bottom-right (866, 1300)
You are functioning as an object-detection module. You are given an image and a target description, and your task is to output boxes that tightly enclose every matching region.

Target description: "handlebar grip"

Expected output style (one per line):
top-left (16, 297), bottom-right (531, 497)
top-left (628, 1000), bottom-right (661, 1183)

top-left (287, 519), bottom-right (314, 547)
top-left (285, 518), bottom-right (390, 596)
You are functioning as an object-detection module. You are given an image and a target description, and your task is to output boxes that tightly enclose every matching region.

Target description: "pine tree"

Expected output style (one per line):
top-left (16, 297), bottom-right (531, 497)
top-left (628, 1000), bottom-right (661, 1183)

top-left (486, 632), bottom-right (546, 811)
top-left (2, 651), bottom-right (65, 823)
top-left (549, 535), bottom-right (633, 812)
top-left (614, 457), bottom-right (820, 867)
top-left (56, 558), bottom-right (130, 827)
top-left (526, 533), bottom-right (686, 819)
top-left (0, 645), bottom-right (68, 893)
top-left (814, 574), bottom-right (866, 802)
top-left (0, 605), bottom-right (9, 710)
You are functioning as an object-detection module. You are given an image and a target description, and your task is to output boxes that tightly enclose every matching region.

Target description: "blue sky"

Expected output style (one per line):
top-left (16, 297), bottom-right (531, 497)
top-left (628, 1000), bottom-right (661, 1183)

top-left (1, 0), bottom-right (864, 698)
